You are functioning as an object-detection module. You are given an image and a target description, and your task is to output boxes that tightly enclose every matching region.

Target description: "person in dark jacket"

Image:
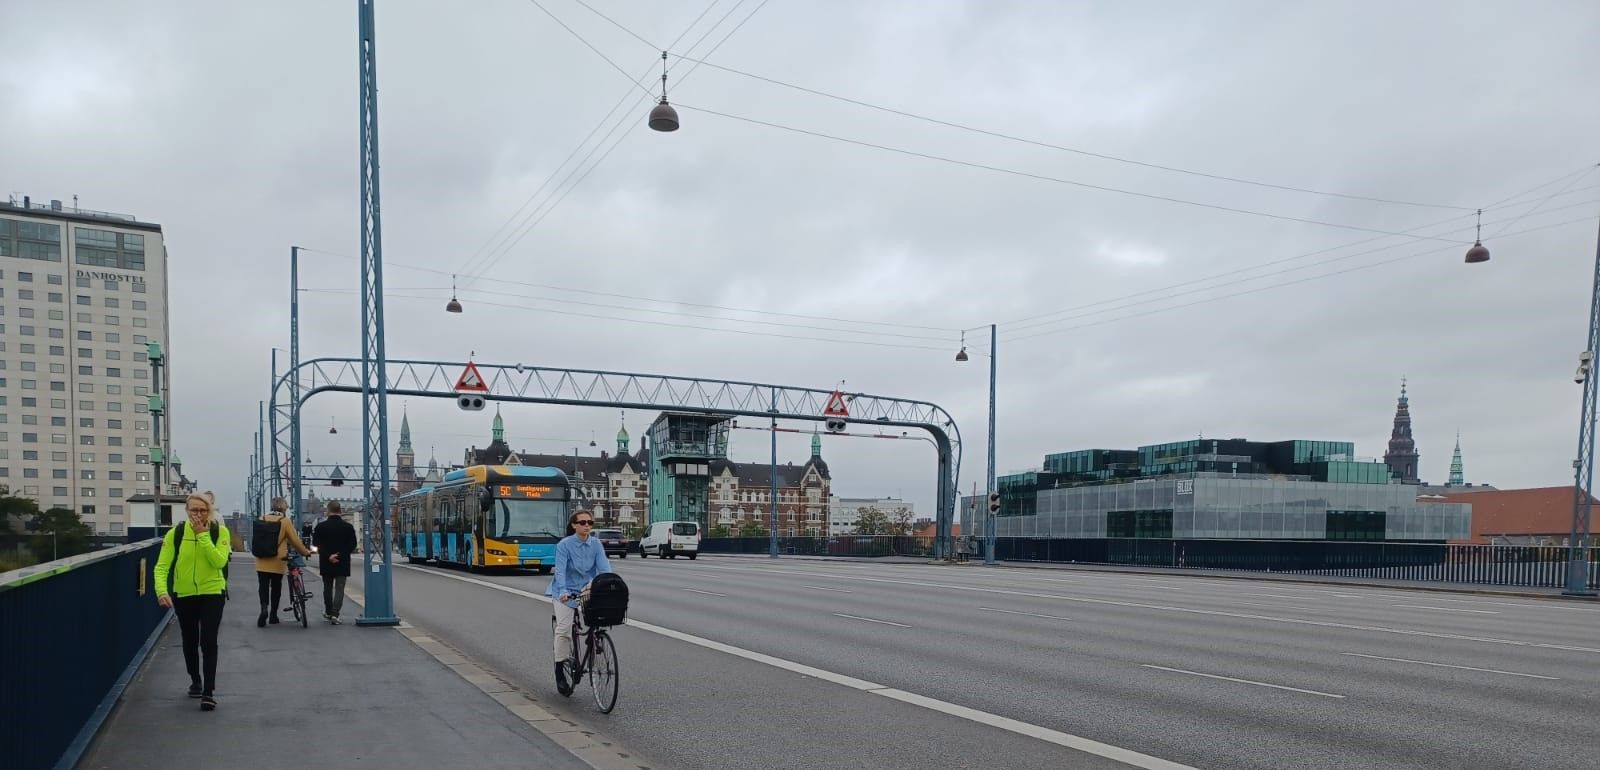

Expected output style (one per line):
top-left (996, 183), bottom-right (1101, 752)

top-left (311, 501), bottom-right (359, 624)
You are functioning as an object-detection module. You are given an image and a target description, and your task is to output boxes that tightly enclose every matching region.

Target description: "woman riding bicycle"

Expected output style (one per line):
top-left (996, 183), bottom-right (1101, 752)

top-left (547, 510), bottom-right (613, 695)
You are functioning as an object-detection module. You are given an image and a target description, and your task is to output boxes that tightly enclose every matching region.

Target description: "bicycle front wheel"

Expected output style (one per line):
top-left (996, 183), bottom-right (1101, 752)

top-left (589, 630), bottom-right (619, 713)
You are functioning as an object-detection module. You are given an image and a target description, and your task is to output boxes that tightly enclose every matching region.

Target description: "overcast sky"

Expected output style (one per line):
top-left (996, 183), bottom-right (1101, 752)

top-left (4, 1), bottom-right (1598, 517)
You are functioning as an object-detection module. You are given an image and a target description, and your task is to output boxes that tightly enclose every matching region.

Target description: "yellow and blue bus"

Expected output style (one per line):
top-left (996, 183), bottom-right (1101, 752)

top-left (396, 465), bottom-right (572, 573)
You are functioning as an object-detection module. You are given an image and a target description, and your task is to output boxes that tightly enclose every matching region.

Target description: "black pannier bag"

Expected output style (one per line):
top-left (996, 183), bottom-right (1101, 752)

top-left (583, 572), bottom-right (629, 627)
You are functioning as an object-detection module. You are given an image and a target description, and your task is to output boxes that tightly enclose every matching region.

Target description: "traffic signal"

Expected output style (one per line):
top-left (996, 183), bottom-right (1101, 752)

top-left (457, 394), bottom-right (486, 411)
top-left (988, 493), bottom-right (1000, 514)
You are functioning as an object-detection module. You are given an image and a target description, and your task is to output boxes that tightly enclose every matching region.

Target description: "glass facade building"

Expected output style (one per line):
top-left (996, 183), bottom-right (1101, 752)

top-left (966, 437), bottom-right (1471, 542)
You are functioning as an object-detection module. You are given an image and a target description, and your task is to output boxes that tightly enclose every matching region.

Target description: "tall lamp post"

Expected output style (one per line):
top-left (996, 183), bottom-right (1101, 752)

top-left (956, 323), bottom-right (997, 565)
top-left (1469, 219), bottom-right (1599, 596)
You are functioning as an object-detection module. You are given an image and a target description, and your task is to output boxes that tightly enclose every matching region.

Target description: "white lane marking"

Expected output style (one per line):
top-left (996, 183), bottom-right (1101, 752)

top-left (1226, 601), bottom-right (1324, 613)
top-left (981, 606), bottom-right (1072, 621)
top-left (1339, 653), bottom-right (1559, 680)
top-left (1140, 665), bottom-right (1345, 699)
top-left (1393, 604), bottom-right (1500, 615)
top-left (686, 563), bottom-right (1600, 654)
top-left (394, 563), bottom-right (1198, 770)
top-left (682, 588), bottom-right (729, 597)
top-left (802, 585), bottom-right (855, 593)
top-left (833, 613), bottom-right (911, 628)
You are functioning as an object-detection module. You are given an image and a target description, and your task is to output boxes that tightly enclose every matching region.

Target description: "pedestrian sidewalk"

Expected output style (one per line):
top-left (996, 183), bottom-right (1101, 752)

top-left (77, 555), bottom-right (598, 770)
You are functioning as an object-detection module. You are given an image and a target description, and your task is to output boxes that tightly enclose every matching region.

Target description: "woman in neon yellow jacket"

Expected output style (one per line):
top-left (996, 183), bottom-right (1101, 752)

top-left (153, 492), bottom-right (230, 711)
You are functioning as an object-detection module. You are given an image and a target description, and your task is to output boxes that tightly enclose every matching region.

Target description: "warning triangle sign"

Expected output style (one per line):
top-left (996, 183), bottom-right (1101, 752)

top-left (823, 390), bottom-right (849, 418)
top-left (454, 361), bottom-right (489, 393)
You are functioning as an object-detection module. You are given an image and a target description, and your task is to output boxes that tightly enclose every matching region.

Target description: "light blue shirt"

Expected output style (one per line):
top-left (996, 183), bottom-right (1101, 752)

top-left (546, 533), bottom-right (614, 606)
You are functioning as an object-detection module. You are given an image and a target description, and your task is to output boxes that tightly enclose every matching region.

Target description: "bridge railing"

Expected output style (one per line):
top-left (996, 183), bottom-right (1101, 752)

top-left (701, 536), bottom-right (935, 558)
top-left (0, 539), bottom-right (168, 770)
top-left (990, 537), bottom-right (1600, 589)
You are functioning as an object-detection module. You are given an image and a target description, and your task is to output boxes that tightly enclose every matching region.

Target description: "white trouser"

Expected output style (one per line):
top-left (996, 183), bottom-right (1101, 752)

top-left (552, 596), bottom-right (585, 662)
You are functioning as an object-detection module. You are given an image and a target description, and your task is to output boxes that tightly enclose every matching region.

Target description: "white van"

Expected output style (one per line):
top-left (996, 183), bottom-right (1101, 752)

top-left (640, 521), bottom-right (700, 559)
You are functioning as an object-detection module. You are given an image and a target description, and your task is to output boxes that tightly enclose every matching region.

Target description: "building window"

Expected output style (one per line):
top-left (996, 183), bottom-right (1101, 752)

top-left (132, 282), bottom-right (145, 294)
top-left (80, 505), bottom-right (95, 516)
top-left (78, 383), bottom-right (94, 393)
top-left (79, 418), bottom-right (94, 428)
top-left (133, 335), bottom-right (147, 344)
top-left (48, 398), bottom-right (63, 409)
top-left (132, 317), bottom-right (146, 328)
top-left (103, 280), bottom-right (119, 291)
top-left (48, 292), bottom-right (62, 303)
top-left (48, 327), bottom-right (62, 338)
top-left (49, 416), bottom-right (64, 427)
top-left (51, 434), bottom-right (66, 444)
top-left (52, 469), bottom-right (67, 479)
top-left (79, 400), bottom-right (94, 411)
top-left (108, 453), bottom-right (123, 463)
top-left (73, 228), bottom-right (145, 271)
top-left (47, 309), bottom-right (63, 321)
top-left (104, 297), bottom-right (119, 308)
top-left (106, 367), bottom-right (121, 377)
top-left (107, 419), bottom-right (121, 429)
top-left (105, 401), bottom-right (120, 412)
top-left (78, 347), bottom-right (91, 358)
top-left (52, 487), bottom-right (67, 497)
top-left (110, 522), bottom-right (124, 534)
top-left (80, 488), bottom-right (95, 497)
top-left (132, 300), bottom-right (146, 311)
top-left (17, 271), bottom-right (31, 282)
top-left (76, 276), bottom-right (89, 288)
top-left (77, 330), bottom-right (91, 341)
top-left (46, 346), bottom-right (60, 356)
top-left (75, 312), bottom-right (90, 323)
top-left (80, 452), bottom-right (95, 463)
top-left (20, 414), bottom-right (35, 425)
top-left (136, 472), bottom-right (149, 482)
top-left (78, 365), bottom-right (93, 375)
top-left (17, 307), bottom-right (33, 318)
top-left (20, 379), bottom-right (35, 389)
top-left (76, 295), bottom-right (89, 305)
top-left (47, 274), bottom-right (60, 285)
top-left (109, 471), bottom-right (123, 480)
top-left (107, 436), bottom-right (121, 446)
top-left (80, 469), bottom-right (95, 480)
top-left (47, 362), bottom-right (63, 374)
top-left (23, 469), bottom-right (38, 478)
top-left (106, 385), bottom-right (121, 395)
top-left (19, 325), bottom-right (33, 336)
top-left (80, 435), bottom-right (95, 445)
top-left (49, 381), bottom-right (64, 391)
top-left (135, 421), bottom-right (149, 430)
top-left (0, 219), bottom-right (63, 261)
top-left (21, 451), bottom-right (36, 461)
top-left (51, 451), bottom-right (66, 462)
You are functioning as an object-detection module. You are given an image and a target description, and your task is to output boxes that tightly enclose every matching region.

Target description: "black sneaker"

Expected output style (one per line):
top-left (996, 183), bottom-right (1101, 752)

top-left (199, 695), bottom-right (217, 711)
top-left (554, 662), bottom-right (573, 697)
top-left (187, 683), bottom-right (203, 699)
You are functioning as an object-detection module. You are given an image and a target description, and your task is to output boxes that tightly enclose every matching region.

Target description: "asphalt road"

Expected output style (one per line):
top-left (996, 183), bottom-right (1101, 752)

top-left (351, 555), bottom-right (1600, 770)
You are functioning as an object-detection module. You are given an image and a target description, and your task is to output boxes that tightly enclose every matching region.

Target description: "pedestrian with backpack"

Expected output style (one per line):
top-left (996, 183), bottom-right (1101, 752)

top-left (152, 492), bottom-right (231, 711)
top-left (252, 497), bottom-right (312, 628)
top-left (312, 501), bottom-right (358, 624)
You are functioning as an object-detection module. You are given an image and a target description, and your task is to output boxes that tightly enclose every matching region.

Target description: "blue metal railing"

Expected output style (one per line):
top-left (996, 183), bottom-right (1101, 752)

top-left (0, 539), bottom-right (168, 770)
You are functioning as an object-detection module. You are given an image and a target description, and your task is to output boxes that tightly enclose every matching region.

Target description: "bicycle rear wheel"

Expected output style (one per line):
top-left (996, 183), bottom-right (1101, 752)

top-left (290, 572), bottom-right (307, 628)
top-left (589, 629), bottom-right (619, 713)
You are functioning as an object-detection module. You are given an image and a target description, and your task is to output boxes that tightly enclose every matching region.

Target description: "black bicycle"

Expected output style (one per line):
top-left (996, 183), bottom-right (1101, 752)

top-left (557, 598), bottom-right (620, 713)
top-left (286, 554), bottom-right (311, 628)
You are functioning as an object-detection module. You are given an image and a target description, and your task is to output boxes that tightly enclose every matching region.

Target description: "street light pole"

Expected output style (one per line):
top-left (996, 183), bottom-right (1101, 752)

top-left (770, 388), bottom-right (779, 558)
top-left (1564, 220), bottom-right (1600, 596)
top-left (1469, 216), bottom-right (1598, 595)
top-left (985, 323), bottom-right (997, 566)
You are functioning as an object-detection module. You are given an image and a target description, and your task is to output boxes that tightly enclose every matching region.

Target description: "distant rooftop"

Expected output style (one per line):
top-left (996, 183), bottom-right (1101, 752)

top-left (2, 194), bottom-right (160, 231)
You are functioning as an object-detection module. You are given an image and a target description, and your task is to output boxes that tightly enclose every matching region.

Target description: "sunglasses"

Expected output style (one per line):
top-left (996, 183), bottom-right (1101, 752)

top-left (574, 520), bottom-right (594, 526)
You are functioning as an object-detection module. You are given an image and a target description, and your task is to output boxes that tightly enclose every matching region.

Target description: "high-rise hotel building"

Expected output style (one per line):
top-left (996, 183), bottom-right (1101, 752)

top-left (0, 195), bottom-right (172, 536)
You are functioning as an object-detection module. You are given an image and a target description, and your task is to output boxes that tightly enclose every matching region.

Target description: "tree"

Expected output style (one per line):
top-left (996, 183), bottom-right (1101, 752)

top-left (708, 524), bottom-right (732, 539)
top-left (853, 506), bottom-right (916, 537)
top-left (737, 518), bottom-right (768, 538)
top-left (0, 485), bottom-right (41, 533)
top-left (26, 507), bottom-right (94, 562)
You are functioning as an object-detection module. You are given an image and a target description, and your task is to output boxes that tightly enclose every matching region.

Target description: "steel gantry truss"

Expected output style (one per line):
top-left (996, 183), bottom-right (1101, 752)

top-left (270, 357), bottom-right (965, 556)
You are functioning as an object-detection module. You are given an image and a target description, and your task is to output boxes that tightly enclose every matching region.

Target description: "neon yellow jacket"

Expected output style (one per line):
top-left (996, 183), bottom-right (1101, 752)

top-left (153, 522), bottom-right (231, 599)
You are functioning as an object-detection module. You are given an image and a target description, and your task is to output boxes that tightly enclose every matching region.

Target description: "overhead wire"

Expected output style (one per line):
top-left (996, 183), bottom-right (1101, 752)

top-left (669, 53), bottom-right (1478, 213)
top-left (999, 215), bottom-right (1600, 345)
top-left (1000, 194), bottom-right (1600, 336)
top-left (459, 0), bottom-right (768, 286)
top-left (676, 102), bottom-right (1479, 244)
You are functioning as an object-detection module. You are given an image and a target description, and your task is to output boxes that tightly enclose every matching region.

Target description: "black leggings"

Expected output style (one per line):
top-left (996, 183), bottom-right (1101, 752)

top-left (257, 572), bottom-right (283, 609)
top-left (173, 595), bottom-right (225, 695)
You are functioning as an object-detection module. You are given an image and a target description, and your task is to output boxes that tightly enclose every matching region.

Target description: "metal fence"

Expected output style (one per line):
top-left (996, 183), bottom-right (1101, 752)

top-left (0, 539), bottom-right (168, 770)
top-left (700, 535), bottom-right (1599, 589)
top-left (991, 537), bottom-right (1600, 589)
top-left (701, 536), bottom-right (936, 558)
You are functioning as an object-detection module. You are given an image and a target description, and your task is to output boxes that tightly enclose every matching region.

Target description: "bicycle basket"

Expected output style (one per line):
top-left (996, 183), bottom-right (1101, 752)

top-left (582, 572), bottom-right (629, 627)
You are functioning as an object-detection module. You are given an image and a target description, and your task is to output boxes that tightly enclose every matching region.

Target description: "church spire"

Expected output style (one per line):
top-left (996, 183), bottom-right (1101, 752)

top-left (398, 405), bottom-right (413, 454)
top-left (492, 405), bottom-right (504, 443)
top-left (811, 428), bottom-right (822, 458)
top-left (1383, 378), bottom-right (1420, 484)
top-left (1447, 432), bottom-right (1465, 487)
top-left (616, 410), bottom-right (630, 454)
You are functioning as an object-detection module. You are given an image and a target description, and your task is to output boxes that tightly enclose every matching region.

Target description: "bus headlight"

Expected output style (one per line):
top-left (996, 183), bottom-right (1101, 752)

top-left (488, 548), bottom-right (509, 557)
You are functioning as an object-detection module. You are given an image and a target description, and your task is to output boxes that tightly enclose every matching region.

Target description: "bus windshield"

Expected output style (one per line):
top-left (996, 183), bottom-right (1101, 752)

top-left (490, 498), bottom-right (568, 540)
